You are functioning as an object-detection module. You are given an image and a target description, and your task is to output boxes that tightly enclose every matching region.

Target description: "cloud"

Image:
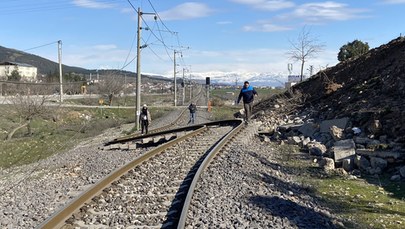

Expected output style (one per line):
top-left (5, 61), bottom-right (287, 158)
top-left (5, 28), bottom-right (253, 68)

top-left (72, 0), bottom-right (115, 9)
top-left (217, 21), bottom-right (233, 25)
top-left (229, 0), bottom-right (295, 11)
top-left (158, 2), bottom-right (214, 20)
top-left (92, 44), bottom-right (118, 51)
top-left (63, 44), bottom-right (130, 70)
top-left (243, 20), bottom-right (292, 32)
top-left (381, 0), bottom-right (405, 4)
top-left (280, 1), bottom-right (370, 23)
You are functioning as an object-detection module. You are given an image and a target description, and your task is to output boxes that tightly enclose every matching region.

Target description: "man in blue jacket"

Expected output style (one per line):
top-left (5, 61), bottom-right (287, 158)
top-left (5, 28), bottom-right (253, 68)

top-left (237, 81), bottom-right (258, 123)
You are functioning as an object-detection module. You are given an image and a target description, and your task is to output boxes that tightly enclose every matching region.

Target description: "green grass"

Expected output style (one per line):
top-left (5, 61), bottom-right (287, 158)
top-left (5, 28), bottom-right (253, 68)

top-left (209, 105), bottom-right (241, 121)
top-left (272, 143), bottom-right (405, 229)
top-left (0, 106), bottom-right (136, 169)
top-left (0, 102), bottom-right (179, 169)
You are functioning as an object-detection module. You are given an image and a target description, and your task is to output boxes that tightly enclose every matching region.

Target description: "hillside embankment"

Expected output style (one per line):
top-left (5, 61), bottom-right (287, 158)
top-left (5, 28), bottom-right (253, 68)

top-left (254, 36), bottom-right (405, 178)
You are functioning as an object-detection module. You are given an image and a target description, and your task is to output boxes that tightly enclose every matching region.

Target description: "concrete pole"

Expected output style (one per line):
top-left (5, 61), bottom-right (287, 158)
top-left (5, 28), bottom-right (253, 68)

top-left (58, 40), bottom-right (63, 103)
top-left (182, 68), bottom-right (185, 105)
top-left (173, 50), bottom-right (177, 107)
top-left (135, 7), bottom-right (142, 130)
top-left (189, 68), bottom-right (192, 101)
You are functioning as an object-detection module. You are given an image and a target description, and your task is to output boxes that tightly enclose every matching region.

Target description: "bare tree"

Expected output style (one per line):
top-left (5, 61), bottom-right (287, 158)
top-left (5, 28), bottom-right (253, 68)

top-left (287, 26), bottom-right (325, 81)
top-left (6, 84), bottom-right (53, 140)
top-left (97, 73), bottom-right (125, 106)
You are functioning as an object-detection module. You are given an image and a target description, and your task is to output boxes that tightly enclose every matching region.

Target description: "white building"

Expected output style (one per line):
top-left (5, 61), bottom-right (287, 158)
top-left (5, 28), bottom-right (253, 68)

top-left (285, 75), bottom-right (307, 89)
top-left (0, 61), bottom-right (37, 81)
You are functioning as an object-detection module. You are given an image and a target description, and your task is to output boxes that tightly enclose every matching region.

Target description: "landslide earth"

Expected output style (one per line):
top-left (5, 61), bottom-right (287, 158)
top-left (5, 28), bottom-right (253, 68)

top-left (255, 36), bottom-right (405, 148)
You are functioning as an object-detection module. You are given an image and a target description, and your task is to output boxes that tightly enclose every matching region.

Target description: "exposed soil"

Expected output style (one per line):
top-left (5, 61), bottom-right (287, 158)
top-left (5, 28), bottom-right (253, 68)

top-left (255, 36), bottom-right (405, 148)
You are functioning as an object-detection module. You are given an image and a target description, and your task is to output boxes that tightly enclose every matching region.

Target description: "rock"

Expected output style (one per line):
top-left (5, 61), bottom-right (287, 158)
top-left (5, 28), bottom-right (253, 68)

top-left (318, 158), bottom-right (335, 170)
top-left (367, 119), bottom-right (382, 135)
top-left (332, 139), bottom-right (356, 162)
top-left (330, 125), bottom-right (344, 141)
top-left (390, 174), bottom-right (401, 181)
top-left (354, 155), bottom-right (371, 171)
top-left (307, 142), bottom-right (327, 156)
top-left (320, 117), bottom-right (349, 133)
top-left (298, 122), bottom-right (318, 138)
top-left (400, 166), bottom-right (405, 178)
top-left (287, 136), bottom-right (302, 145)
top-left (370, 157), bottom-right (388, 171)
top-left (342, 158), bottom-right (354, 172)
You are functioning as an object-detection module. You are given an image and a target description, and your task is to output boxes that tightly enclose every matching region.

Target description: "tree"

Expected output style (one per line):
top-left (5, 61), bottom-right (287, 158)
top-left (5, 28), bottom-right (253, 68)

top-left (8, 69), bottom-right (21, 81)
top-left (6, 85), bottom-right (53, 140)
top-left (97, 73), bottom-right (125, 106)
top-left (287, 26), bottom-right (325, 82)
top-left (338, 39), bottom-right (369, 61)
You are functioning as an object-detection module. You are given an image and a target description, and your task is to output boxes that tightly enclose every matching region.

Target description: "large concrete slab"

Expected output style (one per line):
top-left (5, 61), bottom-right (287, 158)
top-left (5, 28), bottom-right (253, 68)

top-left (333, 139), bottom-right (356, 162)
top-left (320, 117), bottom-right (349, 133)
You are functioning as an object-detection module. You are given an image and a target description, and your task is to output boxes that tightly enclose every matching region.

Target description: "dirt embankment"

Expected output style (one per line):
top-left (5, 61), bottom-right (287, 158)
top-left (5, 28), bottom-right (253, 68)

top-left (256, 36), bottom-right (405, 147)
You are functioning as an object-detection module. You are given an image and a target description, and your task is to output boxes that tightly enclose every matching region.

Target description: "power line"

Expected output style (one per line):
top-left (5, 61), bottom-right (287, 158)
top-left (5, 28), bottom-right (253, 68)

top-left (0, 0), bottom-right (123, 15)
top-left (125, 0), bottom-right (191, 72)
top-left (23, 41), bottom-right (59, 52)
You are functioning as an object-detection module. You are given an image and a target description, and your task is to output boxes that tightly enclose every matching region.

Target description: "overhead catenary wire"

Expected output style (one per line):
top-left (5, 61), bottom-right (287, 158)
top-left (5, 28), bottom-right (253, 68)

top-left (4, 0), bottom-right (190, 76)
top-left (126, 0), bottom-right (191, 70)
top-left (0, 0), bottom-right (123, 15)
top-left (22, 41), bottom-right (59, 52)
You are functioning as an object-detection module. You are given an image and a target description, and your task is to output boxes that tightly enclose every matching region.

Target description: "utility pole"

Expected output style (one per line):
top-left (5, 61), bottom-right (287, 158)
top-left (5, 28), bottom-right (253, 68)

top-left (135, 7), bottom-right (155, 130)
top-left (58, 40), bottom-right (63, 103)
top-left (173, 50), bottom-right (180, 107)
top-left (135, 7), bottom-right (142, 130)
top-left (189, 66), bottom-right (192, 101)
top-left (182, 68), bottom-right (185, 105)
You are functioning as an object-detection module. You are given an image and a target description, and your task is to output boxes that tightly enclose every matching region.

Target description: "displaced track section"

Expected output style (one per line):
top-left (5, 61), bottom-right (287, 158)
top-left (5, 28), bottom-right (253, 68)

top-left (38, 120), bottom-right (244, 229)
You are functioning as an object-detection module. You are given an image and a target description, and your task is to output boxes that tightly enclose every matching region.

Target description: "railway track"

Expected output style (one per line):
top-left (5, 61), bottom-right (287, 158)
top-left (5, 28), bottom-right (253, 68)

top-left (110, 88), bottom-right (206, 144)
top-left (38, 119), bottom-right (246, 229)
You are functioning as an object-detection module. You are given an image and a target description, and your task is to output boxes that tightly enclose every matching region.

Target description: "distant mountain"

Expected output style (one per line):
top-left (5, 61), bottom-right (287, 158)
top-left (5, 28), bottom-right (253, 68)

top-left (0, 45), bottom-right (171, 82)
top-left (0, 45), bottom-right (90, 75)
top-left (0, 45), bottom-right (287, 86)
top-left (190, 71), bottom-right (287, 87)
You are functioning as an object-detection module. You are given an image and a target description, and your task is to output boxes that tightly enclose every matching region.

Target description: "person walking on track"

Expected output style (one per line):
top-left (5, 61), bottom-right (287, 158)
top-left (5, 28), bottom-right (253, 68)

top-left (237, 81), bottom-right (258, 123)
top-left (188, 102), bottom-right (197, 124)
top-left (139, 104), bottom-right (151, 134)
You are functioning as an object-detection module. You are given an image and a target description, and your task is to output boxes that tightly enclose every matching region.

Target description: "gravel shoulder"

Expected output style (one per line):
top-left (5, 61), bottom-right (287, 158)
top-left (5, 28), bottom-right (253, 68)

top-left (0, 106), bottom-right (212, 229)
top-left (187, 123), bottom-right (346, 229)
top-left (0, 107), bottom-right (346, 229)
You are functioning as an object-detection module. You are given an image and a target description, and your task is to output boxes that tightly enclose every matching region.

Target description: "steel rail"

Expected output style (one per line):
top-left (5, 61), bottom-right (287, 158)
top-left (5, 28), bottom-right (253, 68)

top-left (105, 120), bottom-right (236, 146)
top-left (112, 88), bottom-right (205, 142)
top-left (37, 125), bottom-right (208, 229)
top-left (177, 119), bottom-right (244, 229)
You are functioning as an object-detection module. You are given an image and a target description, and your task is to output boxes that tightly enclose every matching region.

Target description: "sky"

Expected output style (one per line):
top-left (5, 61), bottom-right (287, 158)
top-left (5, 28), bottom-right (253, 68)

top-left (1, 0), bottom-right (405, 80)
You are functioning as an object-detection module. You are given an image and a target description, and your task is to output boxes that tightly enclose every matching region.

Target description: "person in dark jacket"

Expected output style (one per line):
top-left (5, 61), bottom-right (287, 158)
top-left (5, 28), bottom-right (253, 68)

top-left (139, 104), bottom-right (151, 134)
top-left (237, 81), bottom-right (258, 123)
top-left (188, 103), bottom-right (197, 124)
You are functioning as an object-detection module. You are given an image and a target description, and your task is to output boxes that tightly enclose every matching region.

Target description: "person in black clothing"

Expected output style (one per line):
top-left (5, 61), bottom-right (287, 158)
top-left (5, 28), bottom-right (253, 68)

top-left (139, 104), bottom-right (151, 134)
top-left (237, 81), bottom-right (258, 123)
top-left (188, 103), bottom-right (197, 124)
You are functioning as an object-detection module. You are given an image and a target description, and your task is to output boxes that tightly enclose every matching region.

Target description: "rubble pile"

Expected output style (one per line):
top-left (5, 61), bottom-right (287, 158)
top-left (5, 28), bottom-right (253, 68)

top-left (254, 36), bottom-right (405, 180)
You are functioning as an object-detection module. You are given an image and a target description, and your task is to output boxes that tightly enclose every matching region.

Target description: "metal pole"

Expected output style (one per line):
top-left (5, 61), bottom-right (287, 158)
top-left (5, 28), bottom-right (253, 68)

top-left (182, 68), bottom-right (185, 105)
top-left (58, 40), bottom-right (63, 103)
top-left (189, 68), bottom-right (192, 101)
top-left (135, 7), bottom-right (142, 130)
top-left (173, 50), bottom-right (177, 107)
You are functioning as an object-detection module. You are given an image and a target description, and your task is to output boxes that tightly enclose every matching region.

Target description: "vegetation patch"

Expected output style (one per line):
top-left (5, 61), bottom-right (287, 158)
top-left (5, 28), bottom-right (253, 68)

top-left (272, 143), bottom-right (405, 229)
top-left (0, 106), bottom-right (135, 169)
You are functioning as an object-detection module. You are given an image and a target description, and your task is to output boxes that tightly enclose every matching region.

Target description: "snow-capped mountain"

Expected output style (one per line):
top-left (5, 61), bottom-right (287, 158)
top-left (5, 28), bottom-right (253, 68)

top-left (189, 71), bottom-right (288, 87)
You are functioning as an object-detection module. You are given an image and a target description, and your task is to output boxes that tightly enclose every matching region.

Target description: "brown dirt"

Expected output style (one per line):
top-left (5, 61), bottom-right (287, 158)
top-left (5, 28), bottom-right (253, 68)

top-left (255, 36), bottom-right (405, 147)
